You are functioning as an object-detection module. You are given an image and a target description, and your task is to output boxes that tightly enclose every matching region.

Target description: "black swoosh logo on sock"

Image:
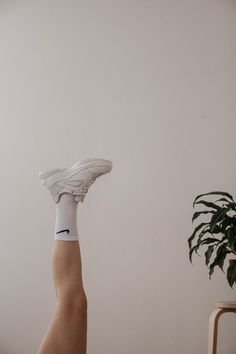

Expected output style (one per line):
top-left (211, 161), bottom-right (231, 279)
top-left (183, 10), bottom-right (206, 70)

top-left (56, 229), bottom-right (70, 234)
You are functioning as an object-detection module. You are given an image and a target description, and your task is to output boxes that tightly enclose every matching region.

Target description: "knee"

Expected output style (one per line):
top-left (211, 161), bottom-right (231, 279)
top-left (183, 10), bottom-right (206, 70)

top-left (60, 289), bottom-right (88, 319)
top-left (71, 291), bottom-right (88, 315)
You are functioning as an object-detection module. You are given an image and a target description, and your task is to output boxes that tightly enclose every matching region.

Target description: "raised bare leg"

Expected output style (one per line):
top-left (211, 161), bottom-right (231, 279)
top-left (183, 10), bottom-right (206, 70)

top-left (37, 158), bottom-right (112, 354)
top-left (37, 240), bottom-right (87, 354)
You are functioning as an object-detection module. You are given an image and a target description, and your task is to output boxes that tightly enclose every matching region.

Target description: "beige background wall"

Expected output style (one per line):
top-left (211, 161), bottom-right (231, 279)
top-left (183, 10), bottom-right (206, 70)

top-left (0, 1), bottom-right (236, 353)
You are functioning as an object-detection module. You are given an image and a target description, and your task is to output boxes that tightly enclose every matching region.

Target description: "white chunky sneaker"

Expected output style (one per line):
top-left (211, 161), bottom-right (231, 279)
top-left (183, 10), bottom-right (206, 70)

top-left (39, 158), bottom-right (113, 203)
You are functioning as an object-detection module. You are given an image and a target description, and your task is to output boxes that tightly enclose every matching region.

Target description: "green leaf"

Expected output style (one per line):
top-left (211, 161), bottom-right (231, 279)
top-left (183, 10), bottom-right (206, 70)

top-left (201, 238), bottom-right (219, 246)
top-left (209, 208), bottom-right (229, 233)
top-left (227, 262), bottom-right (236, 287)
top-left (189, 244), bottom-right (199, 262)
top-left (221, 216), bottom-right (233, 233)
top-left (226, 228), bottom-right (236, 252)
top-left (190, 228), bottom-right (213, 261)
top-left (215, 198), bottom-right (231, 205)
top-left (188, 223), bottom-right (208, 249)
top-left (209, 224), bottom-right (222, 234)
top-left (209, 244), bottom-right (230, 277)
top-left (227, 203), bottom-right (236, 211)
top-left (202, 237), bottom-right (221, 244)
top-left (193, 191), bottom-right (234, 207)
top-left (196, 227), bottom-right (211, 245)
top-left (195, 200), bottom-right (221, 210)
top-left (215, 236), bottom-right (227, 245)
top-left (189, 237), bottom-right (218, 262)
top-left (205, 245), bottom-right (215, 266)
top-left (192, 211), bottom-right (214, 222)
top-left (231, 240), bottom-right (236, 253)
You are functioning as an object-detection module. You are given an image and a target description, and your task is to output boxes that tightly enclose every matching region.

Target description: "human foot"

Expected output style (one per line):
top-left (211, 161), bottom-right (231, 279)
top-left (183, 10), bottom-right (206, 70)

top-left (39, 158), bottom-right (113, 203)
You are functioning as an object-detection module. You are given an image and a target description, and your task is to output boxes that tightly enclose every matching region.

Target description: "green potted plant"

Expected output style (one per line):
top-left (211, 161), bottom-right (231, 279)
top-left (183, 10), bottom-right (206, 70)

top-left (188, 191), bottom-right (236, 287)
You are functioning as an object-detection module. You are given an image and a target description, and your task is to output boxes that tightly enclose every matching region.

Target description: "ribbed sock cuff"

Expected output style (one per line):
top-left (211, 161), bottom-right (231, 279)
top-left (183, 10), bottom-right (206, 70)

top-left (54, 233), bottom-right (79, 241)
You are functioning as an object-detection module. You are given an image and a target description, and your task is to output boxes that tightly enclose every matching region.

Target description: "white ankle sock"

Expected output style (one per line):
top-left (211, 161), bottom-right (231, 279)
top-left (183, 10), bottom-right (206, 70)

top-left (54, 193), bottom-right (79, 241)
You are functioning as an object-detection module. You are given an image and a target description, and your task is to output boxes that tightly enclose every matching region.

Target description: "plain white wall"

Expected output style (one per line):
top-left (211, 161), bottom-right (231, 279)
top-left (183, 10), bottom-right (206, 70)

top-left (0, 0), bottom-right (236, 353)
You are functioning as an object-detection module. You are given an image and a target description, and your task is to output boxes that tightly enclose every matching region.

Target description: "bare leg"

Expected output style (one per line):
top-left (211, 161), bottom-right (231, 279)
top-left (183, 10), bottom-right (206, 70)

top-left (37, 240), bottom-right (87, 354)
top-left (37, 158), bottom-right (112, 354)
